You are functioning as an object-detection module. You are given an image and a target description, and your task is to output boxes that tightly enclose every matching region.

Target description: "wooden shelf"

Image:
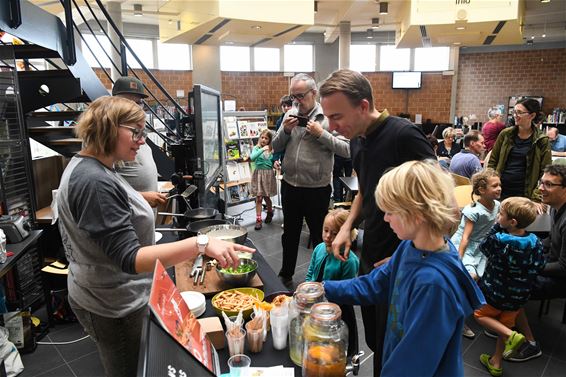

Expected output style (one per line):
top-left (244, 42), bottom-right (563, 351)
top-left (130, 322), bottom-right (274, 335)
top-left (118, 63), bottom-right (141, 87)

top-left (221, 178), bottom-right (251, 188)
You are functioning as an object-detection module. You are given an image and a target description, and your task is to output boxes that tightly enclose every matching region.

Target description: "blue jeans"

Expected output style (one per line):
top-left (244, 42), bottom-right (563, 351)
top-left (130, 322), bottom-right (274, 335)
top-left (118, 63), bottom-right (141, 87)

top-left (70, 297), bottom-right (147, 377)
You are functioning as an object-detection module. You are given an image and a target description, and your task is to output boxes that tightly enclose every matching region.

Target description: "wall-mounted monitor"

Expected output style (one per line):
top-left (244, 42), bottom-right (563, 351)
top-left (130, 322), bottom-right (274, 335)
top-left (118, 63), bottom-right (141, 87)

top-left (392, 71), bottom-right (422, 89)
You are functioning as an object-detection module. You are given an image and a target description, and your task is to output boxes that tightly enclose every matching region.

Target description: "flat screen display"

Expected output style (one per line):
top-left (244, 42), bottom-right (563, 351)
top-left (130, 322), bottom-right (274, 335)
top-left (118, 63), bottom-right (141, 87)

top-left (392, 72), bottom-right (422, 89)
top-left (191, 85), bottom-right (223, 195)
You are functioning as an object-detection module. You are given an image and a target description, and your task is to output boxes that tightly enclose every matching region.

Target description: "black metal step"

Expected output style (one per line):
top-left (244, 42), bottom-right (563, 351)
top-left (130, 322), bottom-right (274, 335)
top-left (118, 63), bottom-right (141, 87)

top-left (12, 44), bottom-right (60, 60)
top-left (17, 69), bottom-right (75, 80)
top-left (28, 126), bottom-right (76, 134)
top-left (27, 111), bottom-right (82, 121)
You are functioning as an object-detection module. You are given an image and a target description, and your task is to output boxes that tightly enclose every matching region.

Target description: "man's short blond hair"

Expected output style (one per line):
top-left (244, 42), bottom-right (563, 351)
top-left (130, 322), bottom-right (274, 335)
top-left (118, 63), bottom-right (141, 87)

top-left (319, 69), bottom-right (375, 110)
top-left (376, 160), bottom-right (459, 235)
top-left (75, 96), bottom-right (146, 156)
top-left (500, 197), bottom-right (537, 229)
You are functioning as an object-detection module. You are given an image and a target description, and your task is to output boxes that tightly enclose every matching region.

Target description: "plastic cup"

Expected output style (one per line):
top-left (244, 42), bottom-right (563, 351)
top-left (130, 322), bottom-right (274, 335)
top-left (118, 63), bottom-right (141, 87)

top-left (270, 306), bottom-right (289, 350)
top-left (245, 321), bottom-right (264, 353)
top-left (226, 328), bottom-right (246, 357)
top-left (228, 354), bottom-right (251, 377)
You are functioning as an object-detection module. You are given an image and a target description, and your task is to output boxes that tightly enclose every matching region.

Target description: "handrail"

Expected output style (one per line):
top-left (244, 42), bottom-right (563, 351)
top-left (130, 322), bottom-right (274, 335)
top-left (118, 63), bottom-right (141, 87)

top-left (94, 0), bottom-right (188, 118)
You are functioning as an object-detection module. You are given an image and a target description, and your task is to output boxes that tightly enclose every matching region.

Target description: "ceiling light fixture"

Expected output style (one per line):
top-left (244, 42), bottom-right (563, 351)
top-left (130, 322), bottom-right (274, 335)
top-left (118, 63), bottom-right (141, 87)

top-left (314, 1), bottom-right (318, 13)
top-left (372, 17), bottom-right (380, 29)
top-left (168, 19), bottom-right (173, 25)
top-left (453, 42), bottom-right (461, 45)
top-left (456, 26), bottom-right (465, 30)
top-left (251, 25), bottom-right (262, 30)
top-left (379, 2), bottom-right (389, 15)
top-left (133, 3), bottom-right (142, 16)
top-left (540, 0), bottom-right (550, 3)
top-left (542, 22), bottom-right (547, 37)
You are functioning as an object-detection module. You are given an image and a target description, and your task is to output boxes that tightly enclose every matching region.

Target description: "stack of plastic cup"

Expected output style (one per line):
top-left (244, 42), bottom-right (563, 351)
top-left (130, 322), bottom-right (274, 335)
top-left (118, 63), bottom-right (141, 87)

top-left (226, 327), bottom-right (246, 357)
top-left (270, 305), bottom-right (289, 350)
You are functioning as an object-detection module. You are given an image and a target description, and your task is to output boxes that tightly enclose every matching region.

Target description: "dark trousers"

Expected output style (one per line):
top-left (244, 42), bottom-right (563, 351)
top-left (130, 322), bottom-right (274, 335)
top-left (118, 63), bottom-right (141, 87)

top-left (279, 181), bottom-right (331, 278)
top-left (332, 155), bottom-right (353, 202)
top-left (362, 303), bottom-right (388, 377)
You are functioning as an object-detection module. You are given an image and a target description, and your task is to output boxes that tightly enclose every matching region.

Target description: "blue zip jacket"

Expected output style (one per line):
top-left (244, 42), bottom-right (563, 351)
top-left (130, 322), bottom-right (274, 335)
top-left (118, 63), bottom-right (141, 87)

top-left (324, 240), bottom-right (485, 377)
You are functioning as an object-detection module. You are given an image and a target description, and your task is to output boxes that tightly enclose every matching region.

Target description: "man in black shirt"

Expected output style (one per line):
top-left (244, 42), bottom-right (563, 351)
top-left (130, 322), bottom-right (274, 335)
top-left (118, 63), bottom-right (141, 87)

top-left (319, 69), bottom-right (436, 376)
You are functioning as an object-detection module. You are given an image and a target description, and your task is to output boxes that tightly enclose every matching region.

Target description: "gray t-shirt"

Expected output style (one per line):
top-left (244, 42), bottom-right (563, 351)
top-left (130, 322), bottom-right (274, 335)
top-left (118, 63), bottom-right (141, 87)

top-left (56, 155), bottom-right (155, 318)
top-left (115, 143), bottom-right (158, 192)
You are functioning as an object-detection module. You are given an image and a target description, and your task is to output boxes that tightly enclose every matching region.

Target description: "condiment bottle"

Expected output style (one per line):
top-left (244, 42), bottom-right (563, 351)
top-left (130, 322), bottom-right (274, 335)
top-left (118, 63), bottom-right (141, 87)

top-left (302, 302), bottom-right (348, 377)
top-left (288, 282), bottom-right (325, 366)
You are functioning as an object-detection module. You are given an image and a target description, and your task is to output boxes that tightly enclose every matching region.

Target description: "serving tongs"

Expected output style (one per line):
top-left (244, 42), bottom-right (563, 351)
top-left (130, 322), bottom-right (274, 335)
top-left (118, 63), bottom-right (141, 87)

top-left (190, 254), bottom-right (204, 285)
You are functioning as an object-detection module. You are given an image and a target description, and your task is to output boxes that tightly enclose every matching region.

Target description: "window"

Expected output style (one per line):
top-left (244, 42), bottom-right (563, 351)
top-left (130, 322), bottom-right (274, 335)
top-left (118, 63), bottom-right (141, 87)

top-left (283, 44), bottom-right (313, 72)
top-left (414, 47), bottom-right (450, 71)
top-left (82, 34), bottom-right (112, 68)
top-left (379, 45), bottom-right (410, 71)
top-left (125, 38), bottom-right (154, 69)
top-left (350, 45), bottom-right (376, 72)
top-left (220, 46), bottom-right (250, 71)
top-left (157, 42), bottom-right (191, 70)
top-left (253, 47), bottom-right (280, 71)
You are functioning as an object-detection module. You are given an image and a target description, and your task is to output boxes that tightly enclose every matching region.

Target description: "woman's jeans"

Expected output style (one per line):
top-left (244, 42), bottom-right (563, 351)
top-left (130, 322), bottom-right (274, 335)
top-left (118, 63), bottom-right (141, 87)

top-left (70, 297), bottom-right (147, 377)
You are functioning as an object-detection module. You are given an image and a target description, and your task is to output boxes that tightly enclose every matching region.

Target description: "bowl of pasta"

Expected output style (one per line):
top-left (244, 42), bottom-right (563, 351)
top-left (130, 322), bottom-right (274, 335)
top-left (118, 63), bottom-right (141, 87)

top-left (211, 287), bottom-right (264, 319)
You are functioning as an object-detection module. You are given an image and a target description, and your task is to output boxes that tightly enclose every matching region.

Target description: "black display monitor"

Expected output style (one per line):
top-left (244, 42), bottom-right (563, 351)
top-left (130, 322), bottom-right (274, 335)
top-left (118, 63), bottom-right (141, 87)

top-left (190, 85), bottom-right (224, 203)
top-left (392, 71), bottom-right (422, 89)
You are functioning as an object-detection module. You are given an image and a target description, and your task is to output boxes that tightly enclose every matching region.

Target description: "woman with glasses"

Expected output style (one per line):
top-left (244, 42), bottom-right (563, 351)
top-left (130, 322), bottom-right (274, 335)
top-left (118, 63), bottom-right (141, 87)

top-left (437, 127), bottom-right (462, 163)
top-left (55, 96), bottom-right (253, 377)
top-left (488, 98), bottom-right (552, 203)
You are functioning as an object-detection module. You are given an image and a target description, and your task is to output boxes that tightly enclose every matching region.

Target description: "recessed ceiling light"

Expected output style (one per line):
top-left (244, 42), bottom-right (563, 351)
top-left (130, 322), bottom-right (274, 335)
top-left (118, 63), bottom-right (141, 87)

top-left (251, 25), bottom-right (262, 30)
top-left (456, 26), bottom-right (465, 30)
top-left (379, 2), bottom-right (389, 15)
top-left (540, 0), bottom-right (551, 3)
top-left (453, 42), bottom-right (461, 45)
top-left (542, 33), bottom-right (546, 38)
top-left (531, 35), bottom-right (535, 39)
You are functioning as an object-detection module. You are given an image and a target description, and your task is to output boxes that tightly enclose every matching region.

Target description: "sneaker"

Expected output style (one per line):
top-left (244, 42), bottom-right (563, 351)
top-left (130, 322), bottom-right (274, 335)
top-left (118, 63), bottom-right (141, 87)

top-left (265, 211), bottom-right (274, 224)
top-left (480, 354), bottom-right (503, 377)
top-left (504, 341), bottom-right (542, 362)
top-left (503, 331), bottom-right (525, 358)
top-left (254, 219), bottom-right (262, 230)
top-left (484, 329), bottom-right (498, 339)
top-left (462, 324), bottom-right (476, 339)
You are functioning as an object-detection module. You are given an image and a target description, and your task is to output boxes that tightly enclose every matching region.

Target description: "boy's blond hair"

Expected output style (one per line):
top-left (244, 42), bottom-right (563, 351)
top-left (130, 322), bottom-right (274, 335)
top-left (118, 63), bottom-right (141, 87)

top-left (376, 160), bottom-right (459, 235)
top-left (500, 197), bottom-right (537, 229)
top-left (325, 208), bottom-right (357, 241)
top-left (75, 96), bottom-right (146, 156)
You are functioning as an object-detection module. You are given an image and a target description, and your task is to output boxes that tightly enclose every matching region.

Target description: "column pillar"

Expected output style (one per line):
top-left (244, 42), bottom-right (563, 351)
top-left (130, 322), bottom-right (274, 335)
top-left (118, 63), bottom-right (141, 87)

top-left (106, 1), bottom-right (123, 81)
top-left (192, 45), bottom-right (222, 92)
top-left (338, 21), bottom-right (351, 69)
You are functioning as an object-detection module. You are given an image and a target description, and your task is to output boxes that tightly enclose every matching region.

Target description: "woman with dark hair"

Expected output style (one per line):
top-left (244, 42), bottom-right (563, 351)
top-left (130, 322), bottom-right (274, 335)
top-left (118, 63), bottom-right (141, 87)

top-left (488, 98), bottom-right (551, 202)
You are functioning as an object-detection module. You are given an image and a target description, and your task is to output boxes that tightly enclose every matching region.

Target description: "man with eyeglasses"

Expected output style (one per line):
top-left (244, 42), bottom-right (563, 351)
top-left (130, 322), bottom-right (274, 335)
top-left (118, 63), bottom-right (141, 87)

top-left (272, 73), bottom-right (350, 289)
top-left (112, 76), bottom-right (167, 209)
top-left (507, 164), bottom-right (566, 362)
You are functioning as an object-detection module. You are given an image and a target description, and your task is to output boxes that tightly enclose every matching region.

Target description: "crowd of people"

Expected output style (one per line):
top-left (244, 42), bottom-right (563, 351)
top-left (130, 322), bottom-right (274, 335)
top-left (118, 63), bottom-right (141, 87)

top-left (54, 70), bottom-right (566, 376)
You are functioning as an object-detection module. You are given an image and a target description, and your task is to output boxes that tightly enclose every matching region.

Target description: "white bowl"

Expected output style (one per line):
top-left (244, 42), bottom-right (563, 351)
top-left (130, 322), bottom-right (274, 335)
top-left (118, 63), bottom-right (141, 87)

top-left (180, 291), bottom-right (206, 317)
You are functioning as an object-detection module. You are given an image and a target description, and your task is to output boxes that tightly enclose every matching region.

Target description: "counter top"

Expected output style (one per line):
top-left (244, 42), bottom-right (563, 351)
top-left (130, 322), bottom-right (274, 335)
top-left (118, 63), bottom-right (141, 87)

top-left (1, 230), bottom-right (42, 278)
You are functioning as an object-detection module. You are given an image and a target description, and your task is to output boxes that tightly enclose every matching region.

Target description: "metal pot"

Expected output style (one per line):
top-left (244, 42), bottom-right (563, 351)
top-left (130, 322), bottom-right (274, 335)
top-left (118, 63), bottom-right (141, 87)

top-left (155, 219), bottom-right (228, 235)
top-left (199, 224), bottom-right (248, 244)
top-left (158, 207), bottom-right (218, 221)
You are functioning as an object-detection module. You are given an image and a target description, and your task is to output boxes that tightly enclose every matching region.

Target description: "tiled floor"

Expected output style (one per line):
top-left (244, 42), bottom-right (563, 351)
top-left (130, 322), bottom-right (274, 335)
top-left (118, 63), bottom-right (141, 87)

top-left (19, 201), bottom-right (566, 377)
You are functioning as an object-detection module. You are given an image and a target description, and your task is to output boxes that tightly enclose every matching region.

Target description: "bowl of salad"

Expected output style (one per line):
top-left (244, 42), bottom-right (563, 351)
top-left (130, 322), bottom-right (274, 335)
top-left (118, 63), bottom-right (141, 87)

top-left (216, 258), bottom-right (258, 287)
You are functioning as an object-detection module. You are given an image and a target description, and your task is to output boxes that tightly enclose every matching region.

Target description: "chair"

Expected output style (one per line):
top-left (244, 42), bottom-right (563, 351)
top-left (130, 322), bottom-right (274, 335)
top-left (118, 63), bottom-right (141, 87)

top-left (451, 172), bottom-right (472, 186)
top-left (454, 185), bottom-right (474, 209)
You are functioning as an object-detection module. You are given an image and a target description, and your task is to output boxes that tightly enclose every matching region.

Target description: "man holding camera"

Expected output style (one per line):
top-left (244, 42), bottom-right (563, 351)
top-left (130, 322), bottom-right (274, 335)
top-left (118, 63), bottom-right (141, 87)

top-left (273, 73), bottom-right (350, 288)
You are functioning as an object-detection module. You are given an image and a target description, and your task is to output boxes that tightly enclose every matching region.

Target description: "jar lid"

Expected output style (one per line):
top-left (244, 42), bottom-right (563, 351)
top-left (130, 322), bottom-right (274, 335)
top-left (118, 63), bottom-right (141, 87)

top-left (294, 282), bottom-right (325, 306)
top-left (310, 302), bottom-right (342, 322)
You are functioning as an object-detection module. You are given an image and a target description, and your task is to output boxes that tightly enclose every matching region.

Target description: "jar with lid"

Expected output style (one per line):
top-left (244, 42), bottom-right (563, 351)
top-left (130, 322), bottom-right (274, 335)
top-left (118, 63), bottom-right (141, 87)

top-left (302, 302), bottom-right (348, 377)
top-left (288, 282), bottom-right (325, 366)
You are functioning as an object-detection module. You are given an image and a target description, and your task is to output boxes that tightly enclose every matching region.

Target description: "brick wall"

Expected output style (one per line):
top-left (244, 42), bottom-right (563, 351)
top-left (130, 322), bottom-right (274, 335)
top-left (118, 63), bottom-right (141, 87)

top-left (94, 68), bottom-right (193, 106)
top-left (365, 72), bottom-right (452, 123)
top-left (456, 48), bottom-right (566, 123)
top-left (220, 72), bottom-right (295, 111)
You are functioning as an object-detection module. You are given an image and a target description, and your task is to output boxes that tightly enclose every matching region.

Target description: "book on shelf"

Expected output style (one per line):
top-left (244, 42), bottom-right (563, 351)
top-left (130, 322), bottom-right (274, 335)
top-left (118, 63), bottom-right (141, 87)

top-left (257, 121), bottom-right (268, 133)
top-left (225, 117), bottom-right (239, 139)
top-left (226, 161), bottom-right (240, 181)
top-left (225, 140), bottom-right (240, 160)
top-left (248, 121), bottom-right (259, 138)
top-left (228, 186), bottom-right (240, 202)
top-left (237, 120), bottom-right (250, 138)
top-left (237, 161), bottom-right (252, 180)
top-left (238, 183), bottom-right (251, 201)
top-left (239, 139), bottom-right (254, 160)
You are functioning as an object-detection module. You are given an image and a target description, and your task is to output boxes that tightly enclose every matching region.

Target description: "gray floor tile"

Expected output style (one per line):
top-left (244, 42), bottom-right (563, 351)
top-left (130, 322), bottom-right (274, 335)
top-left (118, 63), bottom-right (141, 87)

top-left (542, 357), bottom-right (566, 377)
top-left (464, 362), bottom-right (491, 376)
top-left (35, 364), bottom-right (75, 377)
top-left (49, 325), bottom-right (97, 363)
top-left (501, 354), bottom-right (551, 376)
top-left (68, 351), bottom-right (105, 377)
top-left (19, 344), bottom-right (66, 377)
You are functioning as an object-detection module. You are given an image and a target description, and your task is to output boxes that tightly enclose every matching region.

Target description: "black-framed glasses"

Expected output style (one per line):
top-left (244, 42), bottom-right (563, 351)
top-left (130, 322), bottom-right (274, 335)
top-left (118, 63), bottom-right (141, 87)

top-left (512, 109), bottom-right (530, 117)
top-left (120, 125), bottom-right (148, 142)
top-left (538, 179), bottom-right (564, 189)
top-left (289, 89), bottom-right (312, 101)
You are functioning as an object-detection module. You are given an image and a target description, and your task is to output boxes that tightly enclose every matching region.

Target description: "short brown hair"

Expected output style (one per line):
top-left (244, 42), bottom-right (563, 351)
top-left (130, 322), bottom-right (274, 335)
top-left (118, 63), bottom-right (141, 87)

top-left (319, 69), bottom-right (374, 110)
top-left (463, 130), bottom-right (481, 147)
top-left (75, 96), bottom-right (145, 156)
top-left (500, 197), bottom-right (537, 229)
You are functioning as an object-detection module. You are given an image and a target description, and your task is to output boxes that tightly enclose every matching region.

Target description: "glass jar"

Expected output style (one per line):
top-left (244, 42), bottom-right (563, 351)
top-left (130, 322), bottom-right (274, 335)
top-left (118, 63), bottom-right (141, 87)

top-left (288, 282), bottom-right (325, 366)
top-left (302, 303), bottom-right (348, 377)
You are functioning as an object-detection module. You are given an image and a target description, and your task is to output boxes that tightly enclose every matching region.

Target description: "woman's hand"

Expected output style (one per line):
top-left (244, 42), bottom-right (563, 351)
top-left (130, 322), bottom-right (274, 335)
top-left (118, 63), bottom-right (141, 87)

top-left (205, 238), bottom-right (255, 269)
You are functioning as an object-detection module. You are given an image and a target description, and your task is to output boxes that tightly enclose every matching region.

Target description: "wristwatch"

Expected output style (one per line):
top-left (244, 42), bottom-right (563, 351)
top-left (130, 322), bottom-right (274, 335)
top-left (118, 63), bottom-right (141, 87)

top-left (197, 234), bottom-right (209, 255)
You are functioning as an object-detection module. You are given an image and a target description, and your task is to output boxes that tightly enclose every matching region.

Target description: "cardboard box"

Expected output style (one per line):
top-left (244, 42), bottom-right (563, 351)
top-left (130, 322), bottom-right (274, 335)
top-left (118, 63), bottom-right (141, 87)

top-left (197, 317), bottom-right (225, 350)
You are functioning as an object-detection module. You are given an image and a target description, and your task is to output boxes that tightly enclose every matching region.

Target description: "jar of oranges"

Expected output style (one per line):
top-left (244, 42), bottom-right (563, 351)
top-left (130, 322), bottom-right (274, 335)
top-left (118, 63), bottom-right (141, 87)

top-left (302, 302), bottom-right (348, 377)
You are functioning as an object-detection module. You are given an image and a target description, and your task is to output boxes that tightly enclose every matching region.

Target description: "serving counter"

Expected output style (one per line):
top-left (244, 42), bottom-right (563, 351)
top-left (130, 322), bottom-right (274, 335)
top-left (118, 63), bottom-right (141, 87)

top-left (158, 231), bottom-right (302, 375)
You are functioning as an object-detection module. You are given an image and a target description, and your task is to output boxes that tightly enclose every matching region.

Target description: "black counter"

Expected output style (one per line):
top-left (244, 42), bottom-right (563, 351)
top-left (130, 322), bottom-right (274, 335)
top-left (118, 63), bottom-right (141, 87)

top-left (1, 230), bottom-right (42, 278)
